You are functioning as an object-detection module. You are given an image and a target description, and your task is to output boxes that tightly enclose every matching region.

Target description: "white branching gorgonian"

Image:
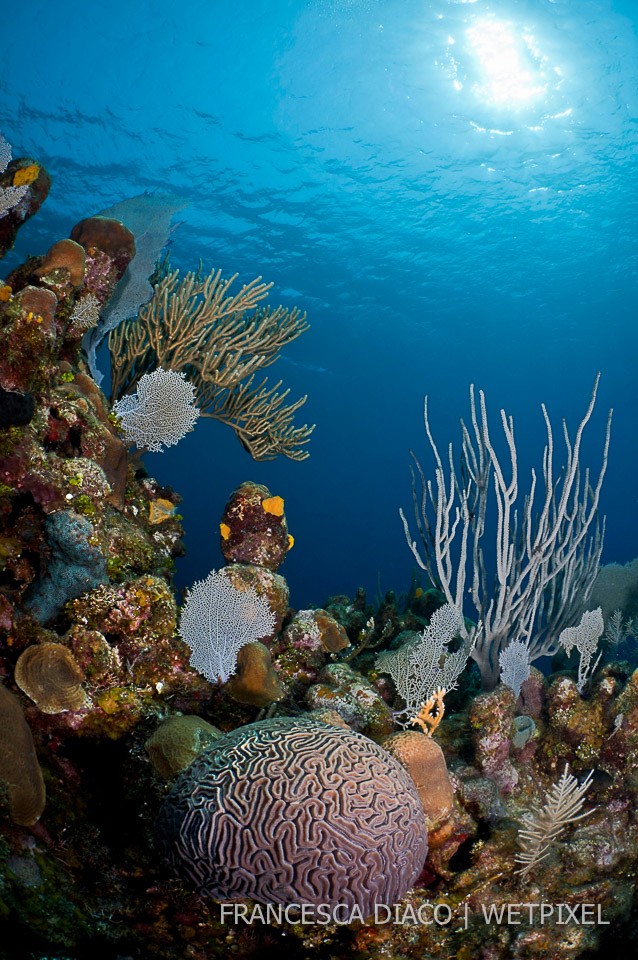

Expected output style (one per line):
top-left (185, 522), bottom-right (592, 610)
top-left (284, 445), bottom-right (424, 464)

top-left (401, 377), bottom-right (611, 690)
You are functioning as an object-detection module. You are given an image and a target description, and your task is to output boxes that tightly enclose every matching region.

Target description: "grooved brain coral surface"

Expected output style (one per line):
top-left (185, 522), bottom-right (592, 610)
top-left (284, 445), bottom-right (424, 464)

top-left (155, 716), bottom-right (428, 912)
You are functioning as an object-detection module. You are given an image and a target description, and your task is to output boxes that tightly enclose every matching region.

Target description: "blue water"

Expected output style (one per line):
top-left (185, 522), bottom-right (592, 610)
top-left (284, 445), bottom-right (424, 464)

top-left (2, 0), bottom-right (637, 609)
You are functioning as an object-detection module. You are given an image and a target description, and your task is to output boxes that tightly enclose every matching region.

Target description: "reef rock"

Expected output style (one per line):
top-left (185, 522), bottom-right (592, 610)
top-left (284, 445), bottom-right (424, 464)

top-left (306, 661), bottom-right (394, 737)
top-left (219, 481), bottom-right (292, 570)
top-left (269, 607), bottom-right (349, 697)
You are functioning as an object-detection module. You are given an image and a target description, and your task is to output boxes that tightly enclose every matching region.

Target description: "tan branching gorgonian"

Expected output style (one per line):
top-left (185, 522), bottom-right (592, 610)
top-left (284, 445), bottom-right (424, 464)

top-left (108, 266), bottom-right (314, 461)
top-left (515, 765), bottom-right (594, 878)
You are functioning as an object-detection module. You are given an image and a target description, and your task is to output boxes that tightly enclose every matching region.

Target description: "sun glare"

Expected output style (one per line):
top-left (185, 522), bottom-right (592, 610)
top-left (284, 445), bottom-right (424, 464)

top-left (465, 17), bottom-right (548, 107)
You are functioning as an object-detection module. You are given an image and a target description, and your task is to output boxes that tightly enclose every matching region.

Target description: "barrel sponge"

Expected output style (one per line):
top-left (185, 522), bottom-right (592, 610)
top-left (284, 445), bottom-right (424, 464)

top-left (0, 683), bottom-right (46, 826)
top-left (155, 716), bottom-right (428, 912)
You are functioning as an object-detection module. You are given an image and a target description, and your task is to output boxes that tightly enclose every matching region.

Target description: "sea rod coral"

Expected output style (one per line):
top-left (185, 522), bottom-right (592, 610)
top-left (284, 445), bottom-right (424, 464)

top-left (401, 377), bottom-right (612, 688)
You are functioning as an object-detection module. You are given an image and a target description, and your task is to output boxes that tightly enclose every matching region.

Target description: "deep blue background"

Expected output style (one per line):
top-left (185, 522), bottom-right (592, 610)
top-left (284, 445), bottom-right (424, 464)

top-left (1, 0), bottom-right (636, 609)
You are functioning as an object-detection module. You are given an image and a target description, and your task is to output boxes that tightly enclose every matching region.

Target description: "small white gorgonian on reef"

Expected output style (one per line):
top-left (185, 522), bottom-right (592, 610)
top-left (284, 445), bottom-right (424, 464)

top-left (376, 602), bottom-right (474, 725)
top-left (179, 568), bottom-right (276, 684)
top-left (499, 639), bottom-right (532, 699)
top-left (0, 133), bottom-right (29, 219)
top-left (69, 292), bottom-right (101, 331)
top-left (112, 366), bottom-right (200, 452)
top-left (559, 607), bottom-right (604, 693)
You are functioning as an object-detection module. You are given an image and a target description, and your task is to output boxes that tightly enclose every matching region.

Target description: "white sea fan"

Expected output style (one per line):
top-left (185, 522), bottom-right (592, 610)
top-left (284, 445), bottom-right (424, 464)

top-left (112, 367), bottom-right (200, 452)
top-left (559, 607), bottom-right (604, 693)
top-left (69, 292), bottom-right (101, 331)
top-left (376, 602), bottom-right (473, 720)
top-left (499, 639), bottom-right (531, 699)
top-left (179, 568), bottom-right (276, 684)
top-left (0, 133), bottom-right (28, 219)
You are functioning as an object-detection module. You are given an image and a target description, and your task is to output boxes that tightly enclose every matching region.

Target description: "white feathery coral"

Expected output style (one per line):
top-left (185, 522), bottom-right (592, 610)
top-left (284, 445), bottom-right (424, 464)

top-left (515, 765), bottom-right (595, 878)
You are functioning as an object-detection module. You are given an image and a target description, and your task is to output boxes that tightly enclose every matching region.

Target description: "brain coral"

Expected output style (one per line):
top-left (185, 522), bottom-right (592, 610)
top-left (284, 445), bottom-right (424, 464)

top-left (155, 716), bottom-right (428, 912)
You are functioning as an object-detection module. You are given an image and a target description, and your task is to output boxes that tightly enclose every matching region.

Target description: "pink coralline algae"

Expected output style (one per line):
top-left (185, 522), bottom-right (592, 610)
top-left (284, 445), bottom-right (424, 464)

top-left (469, 684), bottom-right (520, 794)
top-left (269, 607), bottom-right (349, 697)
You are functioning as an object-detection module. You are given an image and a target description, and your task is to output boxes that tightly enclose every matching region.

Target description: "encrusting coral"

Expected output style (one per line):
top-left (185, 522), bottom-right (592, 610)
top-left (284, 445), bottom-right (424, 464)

top-left (14, 641), bottom-right (87, 713)
top-left (145, 714), bottom-right (222, 780)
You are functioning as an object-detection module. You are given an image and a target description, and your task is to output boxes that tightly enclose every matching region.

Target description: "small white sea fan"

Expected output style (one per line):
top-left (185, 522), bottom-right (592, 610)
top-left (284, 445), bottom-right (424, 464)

top-left (69, 292), bottom-right (101, 331)
top-left (0, 133), bottom-right (28, 219)
top-left (179, 568), bottom-right (277, 684)
top-left (499, 640), bottom-right (531, 699)
top-left (112, 367), bottom-right (200, 452)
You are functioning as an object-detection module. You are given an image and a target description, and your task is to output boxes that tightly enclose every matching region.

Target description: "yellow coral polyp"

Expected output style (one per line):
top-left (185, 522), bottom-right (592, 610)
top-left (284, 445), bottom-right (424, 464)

top-left (220, 522), bottom-right (231, 540)
top-left (0, 285), bottom-right (12, 302)
top-left (287, 534), bottom-right (295, 550)
top-left (262, 495), bottom-right (284, 517)
top-left (13, 163), bottom-right (40, 187)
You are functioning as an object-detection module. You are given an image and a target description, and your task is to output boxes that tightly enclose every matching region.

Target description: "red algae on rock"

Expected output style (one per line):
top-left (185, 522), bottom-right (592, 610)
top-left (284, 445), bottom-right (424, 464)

top-left (269, 608), bottom-right (349, 698)
top-left (0, 155), bottom-right (51, 259)
top-left (69, 216), bottom-right (136, 302)
top-left (0, 286), bottom-right (58, 393)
